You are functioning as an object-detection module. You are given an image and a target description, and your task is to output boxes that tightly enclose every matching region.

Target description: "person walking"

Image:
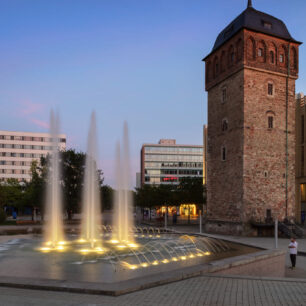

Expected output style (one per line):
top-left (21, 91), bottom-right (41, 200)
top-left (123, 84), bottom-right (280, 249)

top-left (288, 237), bottom-right (298, 269)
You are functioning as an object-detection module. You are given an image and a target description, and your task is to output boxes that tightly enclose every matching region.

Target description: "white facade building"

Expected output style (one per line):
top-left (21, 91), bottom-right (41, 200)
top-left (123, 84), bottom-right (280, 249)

top-left (0, 130), bottom-right (66, 182)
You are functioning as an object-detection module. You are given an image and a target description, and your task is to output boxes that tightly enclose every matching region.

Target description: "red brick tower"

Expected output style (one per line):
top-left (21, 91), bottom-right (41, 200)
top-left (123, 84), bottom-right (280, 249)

top-left (203, 1), bottom-right (302, 234)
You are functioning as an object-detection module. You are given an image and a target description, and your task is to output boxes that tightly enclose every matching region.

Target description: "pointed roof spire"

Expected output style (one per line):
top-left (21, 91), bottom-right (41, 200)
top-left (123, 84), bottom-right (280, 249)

top-left (248, 0), bottom-right (253, 8)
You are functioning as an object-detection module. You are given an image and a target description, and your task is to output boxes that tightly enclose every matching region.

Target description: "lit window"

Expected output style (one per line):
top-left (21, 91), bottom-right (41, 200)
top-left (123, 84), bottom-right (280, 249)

top-left (221, 147), bottom-right (226, 161)
top-left (268, 83), bottom-right (273, 96)
top-left (258, 48), bottom-right (263, 57)
top-left (280, 54), bottom-right (284, 63)
top-left (268, 116), bottom-right (273, 129)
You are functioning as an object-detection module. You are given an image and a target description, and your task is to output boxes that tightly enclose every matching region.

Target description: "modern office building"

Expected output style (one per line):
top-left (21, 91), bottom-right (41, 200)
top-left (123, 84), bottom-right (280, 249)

top-left (296, 93), bottom-right (306, 223)
top-left (0, 130), bottom-right (66, 182)
top-left (140, 139), bottom-right (203, 186)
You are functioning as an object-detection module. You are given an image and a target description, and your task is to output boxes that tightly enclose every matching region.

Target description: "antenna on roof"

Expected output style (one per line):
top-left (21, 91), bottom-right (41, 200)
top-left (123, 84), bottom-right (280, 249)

top-left (247, 0), bottom-right (253, 8)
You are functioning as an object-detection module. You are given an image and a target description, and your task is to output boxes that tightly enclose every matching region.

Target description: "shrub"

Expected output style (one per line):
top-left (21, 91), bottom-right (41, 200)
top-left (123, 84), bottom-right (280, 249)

top-left (0, 208), bottom-right (6, 223)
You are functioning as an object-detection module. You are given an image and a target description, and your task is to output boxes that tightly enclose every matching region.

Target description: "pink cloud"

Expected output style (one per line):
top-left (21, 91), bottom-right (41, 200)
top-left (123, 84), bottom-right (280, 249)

top-left (30, 118), bottom-right (49, 129)
top-left (19, 101), bottom-right (44, 116)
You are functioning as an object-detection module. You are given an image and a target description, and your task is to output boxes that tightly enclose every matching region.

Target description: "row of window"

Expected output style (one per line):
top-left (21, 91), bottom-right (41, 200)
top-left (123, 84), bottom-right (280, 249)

top-left (144, 146), bottom-right (203, 153)
top-left (207, 37), bottom-right (298, 82)
top-left (0, 161), bottom-right (33, 166)
top-left (0, 169), bottom-right (30, 174)
top-left (144, 154), bottom-right (203, 162)
top-left (144, 162), bottom-right (203, 168)
top-left (221, 116), bottom-right (274, 132)
top-left (145, 169), bottom-right (203, 175)
top-left (221, 83), bottom-right (274, 104)
top-left (0, 135), bottom-right (66, 143)
top-left (0, 152), bottom-right (46, 158)
top-left (0, 144), bottom-right (56, 150)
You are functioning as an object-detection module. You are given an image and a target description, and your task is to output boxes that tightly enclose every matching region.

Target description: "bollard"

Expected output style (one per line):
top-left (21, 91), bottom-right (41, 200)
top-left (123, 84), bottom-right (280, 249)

top-left (275, 219), bottom-right (278, 249)
top-left (199, 210), bottom-right (202, 234)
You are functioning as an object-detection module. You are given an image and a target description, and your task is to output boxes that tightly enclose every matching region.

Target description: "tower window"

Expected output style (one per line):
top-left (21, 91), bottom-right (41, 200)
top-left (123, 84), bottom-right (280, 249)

top-left (258, 48), bottom-right (263, 57)
top-left (268, 83), bottom-right (273, 95)
top-left (222, 88), bottom-right (227, 103)
top-left (221, 147), bottom-right (226, 161)
top-left (231, 52), bottom-right (234, 63)
top-left (301, 115), bottom-right (304, 144)
top-left (222, 119), bottom-right (228, 132)
top-left (268, 116), bottom-right (274, 129)
top-left (270, 51), bottom-right (274, 64)
top-left (279, 54), bottom-right (284, 63)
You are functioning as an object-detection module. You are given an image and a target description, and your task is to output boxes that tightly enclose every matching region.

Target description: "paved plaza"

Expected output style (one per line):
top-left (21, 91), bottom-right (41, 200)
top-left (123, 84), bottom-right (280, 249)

top-left (0, 227), bottom-right (306, 305)
top-left (0, 274), bottom-right (305, 306)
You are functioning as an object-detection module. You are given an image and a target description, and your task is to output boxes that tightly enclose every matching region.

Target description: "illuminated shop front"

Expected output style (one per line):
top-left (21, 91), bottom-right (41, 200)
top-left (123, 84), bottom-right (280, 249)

top-left (157, 204), bottom-right (197, 217)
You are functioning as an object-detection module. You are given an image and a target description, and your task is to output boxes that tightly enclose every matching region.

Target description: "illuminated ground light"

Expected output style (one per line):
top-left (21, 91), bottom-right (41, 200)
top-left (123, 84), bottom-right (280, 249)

top-left (152, 261), bottom-right (159, 265)
top-left (162, 259), bottom-right (169, 264)
top-left (129, 265), bottom-right (137, 270)
top-left (79, 247), bottom-right (104, 255)
top-left (197, 253), bottom-right (204, 257)
top-left (141, 263), bottom-right (149, 268)
top-left (204, 252), bottom-right (211, 256)
top-left (39, 247), bottom-right (51, 253)
top-left (116, 245), bottom-right (126, 249)
top-left (109, 240), bottom-right (119, 244)
top-left (78, 239), bottom-right (87, 243)
top-left (172, 257), bottom-right (178, 262)
top-left (180, 256), bottom-right (187, 260)
top-left (58, 241), bottom-right (67, 245)
top-left (189, 254), bottom-right (195, 258)
top-left (127, 243), bottom-right (138, 248)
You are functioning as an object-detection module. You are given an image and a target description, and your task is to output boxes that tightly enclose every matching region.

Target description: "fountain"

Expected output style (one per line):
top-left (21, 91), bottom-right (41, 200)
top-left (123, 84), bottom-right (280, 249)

top-left (81, 111), bottom-right (102, 249)
top-left (0, 114), bottom-right (262, 295)
top-left (44, 110), bottom-right (64, 249)
top-left (113, 122), bottom-right (134, 244)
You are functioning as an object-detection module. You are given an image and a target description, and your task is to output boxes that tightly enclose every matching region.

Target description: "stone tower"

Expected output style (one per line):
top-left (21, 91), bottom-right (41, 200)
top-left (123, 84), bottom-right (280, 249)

top-left (203, 1), bottom-right (302, 235)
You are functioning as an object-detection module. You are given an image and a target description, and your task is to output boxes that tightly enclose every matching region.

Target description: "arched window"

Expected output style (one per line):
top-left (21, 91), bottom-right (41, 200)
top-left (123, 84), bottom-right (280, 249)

top-left (236, 38), bottom-right (243, 61)
top-left (257, 40), bottom-right (267, 63)
top-left (228, 45), bottom-right (234, 67)
top-left (270, 51), bottom-right (274, 64)
top-left (247, 37), bottom-right (256, 60)
top-left (279, 45), bottom-right (287, 67)
top-left (213, 56), bottom-right (219, 77)
top-left (291, 47), bottom-right (297, 70)
top-left (220, 51), bottom-right (226, 72)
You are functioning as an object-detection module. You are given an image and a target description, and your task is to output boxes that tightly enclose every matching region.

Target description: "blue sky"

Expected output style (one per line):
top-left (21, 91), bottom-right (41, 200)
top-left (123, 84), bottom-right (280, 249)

top-left (0, 0), bottom-right (305, 186)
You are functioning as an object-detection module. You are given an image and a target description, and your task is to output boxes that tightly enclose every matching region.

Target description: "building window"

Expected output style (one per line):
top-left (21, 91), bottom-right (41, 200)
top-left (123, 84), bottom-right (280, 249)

top-left (222, 88), bottom-right (227, 103)
top-left (222, 119), bottom-right (228, 131)
top-left (270, 51), bottom-right (274, 64)
top-left (258, 48), bottom-right (263, 57)
top-left (302, 115), bottom-right (305, 144)
top-left (221, 147), bottom-right (226, 161)
top-left (263, 22), bottom-right (272, 29)
top-left (268, 116), bottom-right (274, 129)
top-left (231, 52), bottom-right (234, 63)
top-left (279, 54), bottom-right (284, 63)
top-left (268, 83), bottom-right (273, 96)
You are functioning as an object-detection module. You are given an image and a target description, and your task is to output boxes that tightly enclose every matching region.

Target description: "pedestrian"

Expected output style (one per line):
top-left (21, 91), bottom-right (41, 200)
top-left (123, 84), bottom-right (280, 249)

top-left (288, 237), bottom-right (298, 269)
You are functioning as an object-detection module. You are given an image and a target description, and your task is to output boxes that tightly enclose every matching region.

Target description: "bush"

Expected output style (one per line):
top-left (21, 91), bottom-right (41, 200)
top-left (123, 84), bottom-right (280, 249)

top-left (0, 209), bottom-right (6, 224)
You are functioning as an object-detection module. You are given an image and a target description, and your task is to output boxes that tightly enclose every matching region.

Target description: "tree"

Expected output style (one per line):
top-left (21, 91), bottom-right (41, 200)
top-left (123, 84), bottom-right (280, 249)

top-left (101, 185), bottom-right (114, 211)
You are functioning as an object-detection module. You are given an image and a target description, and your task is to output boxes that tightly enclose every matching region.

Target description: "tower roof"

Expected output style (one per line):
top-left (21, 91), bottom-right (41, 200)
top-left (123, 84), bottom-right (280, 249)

top-left (206, 3), bottom-right (301, 58)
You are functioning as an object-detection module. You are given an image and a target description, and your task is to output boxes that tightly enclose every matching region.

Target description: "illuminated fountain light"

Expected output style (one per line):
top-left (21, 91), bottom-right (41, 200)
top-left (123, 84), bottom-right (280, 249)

top-left (79, 247), bottom-right (105, 255)
top-left (81, 112), bottom-right (102, 249)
